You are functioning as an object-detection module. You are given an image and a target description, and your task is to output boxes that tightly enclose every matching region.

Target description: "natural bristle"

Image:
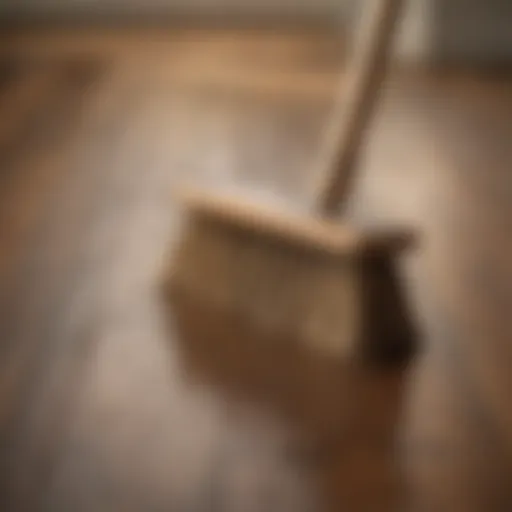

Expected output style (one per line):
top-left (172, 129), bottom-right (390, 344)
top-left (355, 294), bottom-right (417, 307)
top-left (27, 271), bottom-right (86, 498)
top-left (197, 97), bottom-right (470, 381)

top-left (169, 214), bottom-right (359, 357)
top-left (167, 190), bottom-right (416, 357)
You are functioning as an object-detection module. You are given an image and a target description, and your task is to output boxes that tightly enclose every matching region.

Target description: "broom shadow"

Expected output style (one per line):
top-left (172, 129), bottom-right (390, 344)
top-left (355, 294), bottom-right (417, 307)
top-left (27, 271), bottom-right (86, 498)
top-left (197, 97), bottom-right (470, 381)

top-left (165, 288), bottom-right (415, 509)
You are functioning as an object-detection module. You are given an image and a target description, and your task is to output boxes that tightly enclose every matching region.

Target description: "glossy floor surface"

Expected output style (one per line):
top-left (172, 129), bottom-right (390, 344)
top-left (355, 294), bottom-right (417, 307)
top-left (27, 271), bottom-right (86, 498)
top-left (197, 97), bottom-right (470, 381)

top-left (0, 27), bottom-right (511, 511)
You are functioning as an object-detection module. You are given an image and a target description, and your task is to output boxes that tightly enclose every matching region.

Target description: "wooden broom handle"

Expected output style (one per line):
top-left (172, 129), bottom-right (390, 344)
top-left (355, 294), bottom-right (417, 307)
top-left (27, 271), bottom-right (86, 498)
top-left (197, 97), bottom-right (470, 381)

top-left (317, 0), bottom-right (405, 216)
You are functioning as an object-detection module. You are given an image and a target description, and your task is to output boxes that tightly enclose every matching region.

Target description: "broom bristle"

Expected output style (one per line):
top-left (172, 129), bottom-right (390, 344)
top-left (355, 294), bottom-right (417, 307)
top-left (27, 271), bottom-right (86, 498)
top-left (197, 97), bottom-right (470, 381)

top-left (169, 216), bottom-right (359, 357)
top-left (167, 192), bottom-right (416, 357)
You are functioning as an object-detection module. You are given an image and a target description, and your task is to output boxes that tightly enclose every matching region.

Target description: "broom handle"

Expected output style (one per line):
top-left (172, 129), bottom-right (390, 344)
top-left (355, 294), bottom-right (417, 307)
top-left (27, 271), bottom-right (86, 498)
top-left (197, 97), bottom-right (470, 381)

top-left (317, 0), bottom-right (405, 216)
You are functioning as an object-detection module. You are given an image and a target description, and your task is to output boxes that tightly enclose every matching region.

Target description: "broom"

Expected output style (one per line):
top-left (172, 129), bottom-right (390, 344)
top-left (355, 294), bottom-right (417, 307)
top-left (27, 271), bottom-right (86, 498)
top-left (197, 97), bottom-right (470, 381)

top-left (167, 0), bottom-right (417, 358)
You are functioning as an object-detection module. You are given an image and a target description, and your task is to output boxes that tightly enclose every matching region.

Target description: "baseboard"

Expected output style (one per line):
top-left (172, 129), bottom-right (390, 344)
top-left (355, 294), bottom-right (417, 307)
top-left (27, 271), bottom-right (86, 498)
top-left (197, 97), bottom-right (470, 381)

top-left (0, 7), bottom-right (346, 32)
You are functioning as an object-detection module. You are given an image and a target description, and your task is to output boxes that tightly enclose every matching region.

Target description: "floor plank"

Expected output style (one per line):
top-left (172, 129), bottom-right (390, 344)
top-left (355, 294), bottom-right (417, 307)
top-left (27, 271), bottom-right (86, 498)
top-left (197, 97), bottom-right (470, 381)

top-left (0, 28), bottom-right (511, 512)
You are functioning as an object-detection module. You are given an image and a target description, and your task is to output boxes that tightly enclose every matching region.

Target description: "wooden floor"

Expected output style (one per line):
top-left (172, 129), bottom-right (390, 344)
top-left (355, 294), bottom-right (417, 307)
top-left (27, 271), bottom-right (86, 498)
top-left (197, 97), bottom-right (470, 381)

top-left (0, 27), bottom-right (511, 511)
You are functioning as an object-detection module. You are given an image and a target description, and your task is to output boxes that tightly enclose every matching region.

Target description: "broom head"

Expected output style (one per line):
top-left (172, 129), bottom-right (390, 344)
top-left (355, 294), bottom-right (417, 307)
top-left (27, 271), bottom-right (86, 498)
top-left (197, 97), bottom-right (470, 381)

top-left (167, 188), bottom-right (416, 357)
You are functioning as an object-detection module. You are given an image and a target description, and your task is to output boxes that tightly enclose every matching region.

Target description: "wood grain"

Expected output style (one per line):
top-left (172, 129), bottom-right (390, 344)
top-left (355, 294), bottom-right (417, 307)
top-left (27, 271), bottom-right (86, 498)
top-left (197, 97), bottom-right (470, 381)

top-left (0, 27), bottom-right (510, 512)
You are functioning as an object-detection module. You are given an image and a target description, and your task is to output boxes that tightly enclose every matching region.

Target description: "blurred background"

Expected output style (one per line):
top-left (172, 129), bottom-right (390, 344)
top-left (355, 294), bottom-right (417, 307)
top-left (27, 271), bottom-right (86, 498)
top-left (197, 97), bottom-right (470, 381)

top-left (2, 0), bottom-right (512, 63)
top-left (0, 1), bottom-right (511, 511)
